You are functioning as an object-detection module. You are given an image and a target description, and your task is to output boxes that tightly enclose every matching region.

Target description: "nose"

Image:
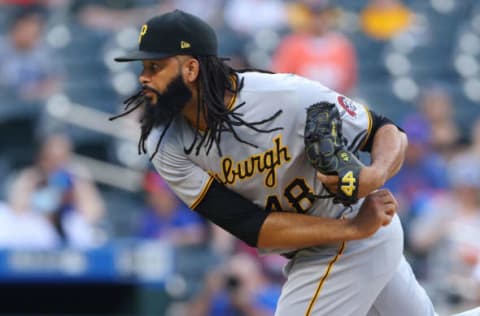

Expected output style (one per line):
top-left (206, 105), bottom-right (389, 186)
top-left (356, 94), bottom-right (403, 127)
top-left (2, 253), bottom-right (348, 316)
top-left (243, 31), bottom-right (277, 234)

top-left (139, 70), bottom-right (150, 86)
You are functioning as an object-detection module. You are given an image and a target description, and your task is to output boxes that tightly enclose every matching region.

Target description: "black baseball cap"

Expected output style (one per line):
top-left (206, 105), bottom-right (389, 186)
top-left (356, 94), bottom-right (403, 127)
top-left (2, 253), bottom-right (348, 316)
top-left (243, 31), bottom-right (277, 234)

top-left (114, 10), bottom-right (218, 62)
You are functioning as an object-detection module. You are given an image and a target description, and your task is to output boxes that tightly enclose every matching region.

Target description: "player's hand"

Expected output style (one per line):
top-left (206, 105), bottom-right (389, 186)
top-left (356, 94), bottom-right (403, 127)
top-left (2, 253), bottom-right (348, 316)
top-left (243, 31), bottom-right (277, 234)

top-left (316, 166), bottom-right (386, 198)
top-left (348, 189), bottom-right (397, 239)
top-left (316, 171), bottom-right (339, 193)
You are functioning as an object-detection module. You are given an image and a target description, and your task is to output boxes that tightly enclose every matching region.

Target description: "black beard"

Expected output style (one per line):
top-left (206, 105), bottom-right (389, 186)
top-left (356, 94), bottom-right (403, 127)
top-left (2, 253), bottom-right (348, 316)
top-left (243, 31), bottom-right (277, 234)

top-left (143, 74), bottom-right (193, 127)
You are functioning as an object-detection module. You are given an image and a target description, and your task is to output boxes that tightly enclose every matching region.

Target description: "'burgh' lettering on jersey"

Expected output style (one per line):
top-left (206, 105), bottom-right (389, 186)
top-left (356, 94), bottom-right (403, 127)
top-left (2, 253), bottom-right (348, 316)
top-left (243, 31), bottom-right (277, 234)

top-left (215, 135), bottom-right (291, 188)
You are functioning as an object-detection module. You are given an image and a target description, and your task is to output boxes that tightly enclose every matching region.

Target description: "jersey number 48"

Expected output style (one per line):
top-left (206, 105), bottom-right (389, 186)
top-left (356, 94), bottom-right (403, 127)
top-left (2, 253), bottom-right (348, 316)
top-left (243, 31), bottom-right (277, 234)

top-left (265, 178), bottom-right (315, 213)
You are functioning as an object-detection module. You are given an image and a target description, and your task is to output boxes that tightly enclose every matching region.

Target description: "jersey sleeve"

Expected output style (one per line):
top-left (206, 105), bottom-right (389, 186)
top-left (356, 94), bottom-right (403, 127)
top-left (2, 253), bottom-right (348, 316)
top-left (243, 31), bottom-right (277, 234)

top-left (147, 128), bottom-right (270, 247)
top-left (295, 79), bottom-right (372, 153)
top-left (148, 129), bottom-right (214, 209)
top-left (334, 94), bottom-right (373, 152)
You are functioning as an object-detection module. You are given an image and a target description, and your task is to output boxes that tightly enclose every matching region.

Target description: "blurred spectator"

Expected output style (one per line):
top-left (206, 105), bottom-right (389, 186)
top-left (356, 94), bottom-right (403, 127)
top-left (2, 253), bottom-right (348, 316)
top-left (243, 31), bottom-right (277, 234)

top-left (385, 114), bottom-right (449, 234)
top-left (136, 171), bottom-right (206, 246)
top-left (0, 8), bottom-right (60, 101)
top-left (223, 0), bottom-right (288, 37)
top-left (0, 0), bottom-right (61, 6)
top-left (0, 177), bottom-right (59, 249)
top-left (188, 253), bottom-right (281, 316)
top-left (360, 0), bottom-right (415, 41)
top-left (0, 0), bottom-right (42, 8)
top-left (208, 223), bottom-right (238, 256)
top-left (384, 116), bottom-right (443, 278)
top-left (409, 154), bottom-right (480, 311)
top-left (79, 1), bottom-right (249, 70)
top-left (470, 118), bottom-right (480, 156)
top-left (467, 118), bottom-right (480, 164)
top-left (272, 1), bottom-right (357, 95)
top-left (77, 1), bottom-right (166, 31)
top-left (10, 134), bottom-right (107, 249)
top-left (417, 86), bottom-right (463, 160)
top-left (77, 0), bottom-right (223, 32)
top-left (165, 0), bottom-right (223, 24)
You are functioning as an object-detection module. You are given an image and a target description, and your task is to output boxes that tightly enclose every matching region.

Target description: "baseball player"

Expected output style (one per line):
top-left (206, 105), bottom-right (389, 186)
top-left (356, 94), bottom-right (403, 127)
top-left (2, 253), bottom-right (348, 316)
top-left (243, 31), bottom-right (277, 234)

top-left (111, 10), bottom-right (477, 316)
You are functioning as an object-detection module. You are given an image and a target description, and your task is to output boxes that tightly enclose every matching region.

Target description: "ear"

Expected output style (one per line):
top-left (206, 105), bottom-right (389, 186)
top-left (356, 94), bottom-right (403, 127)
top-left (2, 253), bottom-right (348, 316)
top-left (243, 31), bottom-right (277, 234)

top-left (183, 58), bottom-right (200, 83)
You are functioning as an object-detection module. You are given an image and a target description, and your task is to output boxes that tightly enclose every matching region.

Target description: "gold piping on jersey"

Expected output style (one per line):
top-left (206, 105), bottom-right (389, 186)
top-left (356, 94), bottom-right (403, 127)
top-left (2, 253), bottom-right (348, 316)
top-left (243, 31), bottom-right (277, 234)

top-left (190, 175), bottom-right (215, 209)
top-left (304, 241), bottom-right (346, 316)
top-left (359, 105), bottom-right (373, 150)
top-left (214, 135), bottom-right (291, 188)
top-left (197, 75), bottom-right (237, 133)
top-left (226, 75), bottom-right (237, 111)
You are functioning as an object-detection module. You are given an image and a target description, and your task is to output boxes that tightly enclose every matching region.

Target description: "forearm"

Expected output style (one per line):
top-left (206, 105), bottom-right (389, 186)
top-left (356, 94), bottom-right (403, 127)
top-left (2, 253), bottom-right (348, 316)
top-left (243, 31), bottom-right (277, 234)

top-left (369, 124), bottom-right (407, 185)
top-left (315, 119), bottom-right (407, 199)
top-left (257, 212), bottom-right (356, 249)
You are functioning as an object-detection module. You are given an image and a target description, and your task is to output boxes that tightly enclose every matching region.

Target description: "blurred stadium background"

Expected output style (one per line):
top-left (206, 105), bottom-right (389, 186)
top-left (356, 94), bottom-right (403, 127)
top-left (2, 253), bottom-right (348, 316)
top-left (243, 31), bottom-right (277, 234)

top-left (1, 0), bottom-right (480, 315)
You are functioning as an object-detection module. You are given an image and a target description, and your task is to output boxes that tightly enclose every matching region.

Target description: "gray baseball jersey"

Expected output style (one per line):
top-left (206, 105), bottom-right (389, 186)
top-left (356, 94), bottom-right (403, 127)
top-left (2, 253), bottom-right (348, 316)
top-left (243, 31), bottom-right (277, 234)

top-left (148, 72), bottom-right (437, 315)
top-left (150, 72), bottom-right (368, 236)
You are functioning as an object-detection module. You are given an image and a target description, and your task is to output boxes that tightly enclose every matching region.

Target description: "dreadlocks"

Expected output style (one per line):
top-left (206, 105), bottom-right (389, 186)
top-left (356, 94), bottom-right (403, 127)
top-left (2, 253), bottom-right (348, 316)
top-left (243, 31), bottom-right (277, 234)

top-left (110, 56), bottom-right (283, 160)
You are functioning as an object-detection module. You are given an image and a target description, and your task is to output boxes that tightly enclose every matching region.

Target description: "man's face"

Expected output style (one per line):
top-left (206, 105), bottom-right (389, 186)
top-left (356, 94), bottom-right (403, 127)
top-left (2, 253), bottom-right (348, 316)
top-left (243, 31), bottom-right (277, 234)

top-left (140, 58), bottom-right (181, 97)
top-left (139, 58), bottom-right (193, 126)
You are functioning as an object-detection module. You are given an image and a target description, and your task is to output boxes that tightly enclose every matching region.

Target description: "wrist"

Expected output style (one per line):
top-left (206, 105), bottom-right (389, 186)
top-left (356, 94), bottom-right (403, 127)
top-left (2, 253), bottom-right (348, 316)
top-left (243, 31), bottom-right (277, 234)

top-left (344, 219), bottom-right (362, 240)
top-left (365, 165), bottom-right (387, 188)
top-left (358, 166), bottom-right (385, 198)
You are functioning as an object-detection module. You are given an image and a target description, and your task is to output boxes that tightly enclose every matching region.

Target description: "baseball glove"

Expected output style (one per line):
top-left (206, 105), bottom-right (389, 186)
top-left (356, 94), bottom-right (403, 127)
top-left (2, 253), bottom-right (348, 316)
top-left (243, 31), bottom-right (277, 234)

top-left (304, 102), bottom-right (364, 206)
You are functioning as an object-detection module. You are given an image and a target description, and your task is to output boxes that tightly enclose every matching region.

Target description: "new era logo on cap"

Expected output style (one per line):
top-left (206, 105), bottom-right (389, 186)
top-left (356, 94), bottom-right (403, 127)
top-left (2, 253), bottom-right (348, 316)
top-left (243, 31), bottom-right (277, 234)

top-left (114, 10), bottom-right (218, 62)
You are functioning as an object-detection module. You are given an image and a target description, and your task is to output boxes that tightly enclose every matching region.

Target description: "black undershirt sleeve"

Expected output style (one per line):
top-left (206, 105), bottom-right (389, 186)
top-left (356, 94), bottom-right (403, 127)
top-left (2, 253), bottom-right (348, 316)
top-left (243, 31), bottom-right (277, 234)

top-left (361, 110), bottom-right (405, 153)
top-left (193, 180), bottom-right (271, 247)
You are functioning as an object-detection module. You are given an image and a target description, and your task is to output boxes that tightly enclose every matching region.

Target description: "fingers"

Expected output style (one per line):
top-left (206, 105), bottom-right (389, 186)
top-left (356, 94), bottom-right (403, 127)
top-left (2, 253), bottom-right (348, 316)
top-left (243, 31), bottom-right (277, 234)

top-left (381, 199), bottom-right (396, 226)
top-left (382, 214), bottom-right (394, 226)
top-left (383, 202), bottom-right (396, 216)
top-left (392, 192), bottom-right (399, 210)
top-left (382, 195), bottom-right (397, 208)
top-left (316, 172), bottom-right (339, 193)
top-left (368, 189), bottom-right (397, 226)
top-left (370, 188), bottom-right (391, 198)
top-left (381, 190), bottom-right (399, 213)
top-left (381, 199), bottom-right (397, 218)
top-left (370, 189), bottom-right (399, 208)
top-left (316, 172), bottom-right (338, 185)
